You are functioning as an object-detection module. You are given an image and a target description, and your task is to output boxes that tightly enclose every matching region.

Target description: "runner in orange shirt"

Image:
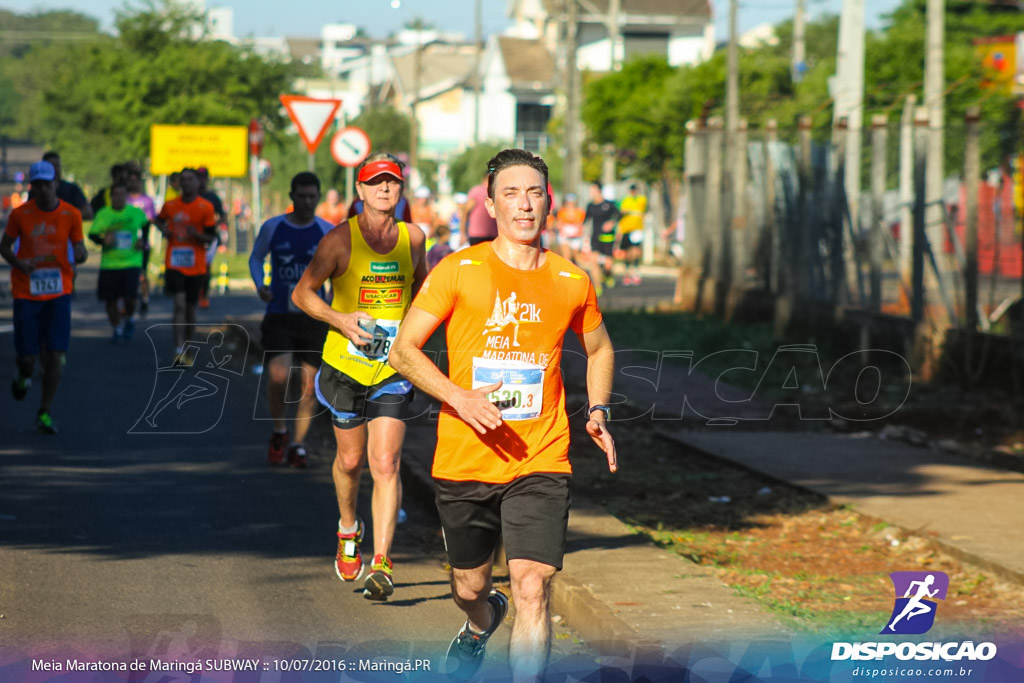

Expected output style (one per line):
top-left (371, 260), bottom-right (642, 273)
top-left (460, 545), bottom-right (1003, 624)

top-left (555, 193), bottom-right (586, 264)
top-left (0, 161), bottom-right (87, 433)
top-left (154, 168), bottom-right (217, 362)
top-left (316, 188), bottom-right (347, 225)
top-left (390, 149), bottom-right (617, 680)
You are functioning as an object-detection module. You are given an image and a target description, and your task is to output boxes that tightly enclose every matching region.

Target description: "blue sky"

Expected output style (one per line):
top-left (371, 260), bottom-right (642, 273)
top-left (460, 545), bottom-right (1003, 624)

top-left (5, 0), bottom-right (904, 41)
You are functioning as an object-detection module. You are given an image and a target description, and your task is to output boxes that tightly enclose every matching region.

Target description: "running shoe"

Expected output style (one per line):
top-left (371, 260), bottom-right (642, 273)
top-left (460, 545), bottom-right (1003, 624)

top-left (335, 518), bottom-right (365, 582)
top-left (198, 295), bottom-right (211, 309)
top-left (363, 554), bottom-right (394, 601)
top-left (11, 375), bottom-right (31, 401)
top-left (36, 410), bottom-right (57, 435)
top-left (139, 299), bottom-right (149, 318)
top-left (286, 443), bottom-right (308, 468)
top-left (444, 589), bottom-right (509, 679)
top-left (124, 318), bottom-right (136, 341)
top-left (267, 431), bottom-right (288, 465)
top-left (112, 328), bottom-right (125, 344)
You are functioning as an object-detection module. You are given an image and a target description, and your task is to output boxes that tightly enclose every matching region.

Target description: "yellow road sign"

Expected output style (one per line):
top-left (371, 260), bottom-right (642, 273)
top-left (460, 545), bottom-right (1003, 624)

top-left (150, 124), bottom-right (248, 177)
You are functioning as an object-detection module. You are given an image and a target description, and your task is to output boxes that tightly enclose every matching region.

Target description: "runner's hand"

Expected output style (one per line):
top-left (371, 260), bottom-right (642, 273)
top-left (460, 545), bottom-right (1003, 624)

top-left (257, 287), bottom-right (274, 303)
top-left (340, 312), bottom-right (374, 345)
top-left (586, 417), bottom-right (617, 473)
top-left (452, 381), bottom-right (504, 434)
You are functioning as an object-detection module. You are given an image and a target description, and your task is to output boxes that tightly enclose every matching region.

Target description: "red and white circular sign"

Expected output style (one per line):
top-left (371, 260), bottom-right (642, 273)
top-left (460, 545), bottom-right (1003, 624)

top-left (330, 127), bottom-right (371, 168)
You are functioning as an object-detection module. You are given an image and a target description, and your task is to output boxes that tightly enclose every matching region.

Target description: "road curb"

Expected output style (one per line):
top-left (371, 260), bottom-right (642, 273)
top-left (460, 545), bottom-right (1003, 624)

top-left (657, 429), bottom-right (1024, 589)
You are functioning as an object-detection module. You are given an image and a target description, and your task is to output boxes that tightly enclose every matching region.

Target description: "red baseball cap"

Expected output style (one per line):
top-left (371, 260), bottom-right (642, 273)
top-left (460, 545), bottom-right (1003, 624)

top-left (357, 160), bottom-right (403, 183)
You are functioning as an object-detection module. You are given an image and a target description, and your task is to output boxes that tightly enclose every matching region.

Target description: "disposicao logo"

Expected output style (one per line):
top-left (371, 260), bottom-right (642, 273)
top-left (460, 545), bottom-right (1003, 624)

top-left (370, 261), bottom-right (399, 273)
top-left (883, 571), bottom-right (948, 635)
top-left (830, 571), bottom-right (998, 663)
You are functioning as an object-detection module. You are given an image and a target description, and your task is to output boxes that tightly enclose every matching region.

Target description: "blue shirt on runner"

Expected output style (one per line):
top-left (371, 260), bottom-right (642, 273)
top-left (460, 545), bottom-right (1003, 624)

top-left (249, 214), bottom-right (333, 314)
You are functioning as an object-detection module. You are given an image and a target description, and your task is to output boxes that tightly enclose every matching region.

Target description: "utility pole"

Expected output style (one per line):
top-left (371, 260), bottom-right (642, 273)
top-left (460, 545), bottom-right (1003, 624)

top-left (899, 94), bottom-right (916, 312)
top-left (409, 34), bottom-right (422, 188)
top-left (564, 0), bottom-right (581, 198)
top-left (912, 106), bottom-right (930, 324)
top-left (725, 0), bottom-right (739, 171)
top-left (601, 0), bottom-right (621, 187)
top-left (793, 0), bottom-right (806, 82)
top-left (834, 0), bottom-right (865, 241)
top-left (870, 114), bottom-right (888, 312)
top-left (925, 0), bottom-right (945, 278)
top-left (607, 0), bottom-right (622, 72)
top-left (964, 107), bottom-right (980, 332)
top-left (473, 0), bottom-right (482, 144)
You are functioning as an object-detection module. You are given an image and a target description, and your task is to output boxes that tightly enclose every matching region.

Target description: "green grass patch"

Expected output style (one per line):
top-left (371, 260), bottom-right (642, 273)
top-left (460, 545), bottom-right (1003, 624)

top-left (600, 311), bottom-right (781, 390)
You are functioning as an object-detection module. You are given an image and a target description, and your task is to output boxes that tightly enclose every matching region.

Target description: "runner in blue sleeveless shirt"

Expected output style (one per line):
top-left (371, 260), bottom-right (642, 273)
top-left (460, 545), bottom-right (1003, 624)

top-left (249, 171), bottom-right (333, 468)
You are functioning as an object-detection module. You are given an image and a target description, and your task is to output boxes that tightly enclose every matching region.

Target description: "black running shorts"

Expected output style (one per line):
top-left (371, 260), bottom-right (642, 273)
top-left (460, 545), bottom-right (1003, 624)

top-left (260, 312), bottom-right (329, 368)
top-left (97, 267), bottom-right (141, 302)
top-left (434, 473), bottom-right (571, 570)
top-left (315, 362), bottom-right (416, 429)
top-left (164, 269), bottom-right (204, 305)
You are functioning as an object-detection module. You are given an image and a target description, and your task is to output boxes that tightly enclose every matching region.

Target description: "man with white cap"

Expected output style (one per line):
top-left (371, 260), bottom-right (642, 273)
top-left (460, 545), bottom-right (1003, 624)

top-left (0, 160), bottom-right (87, 433)
top-left (292, 153), bottom-right (427, 601)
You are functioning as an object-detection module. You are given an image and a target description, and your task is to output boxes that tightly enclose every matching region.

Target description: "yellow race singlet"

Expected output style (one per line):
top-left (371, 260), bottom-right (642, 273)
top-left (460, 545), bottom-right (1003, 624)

top-left (321, 216), bottom-right (415, 386)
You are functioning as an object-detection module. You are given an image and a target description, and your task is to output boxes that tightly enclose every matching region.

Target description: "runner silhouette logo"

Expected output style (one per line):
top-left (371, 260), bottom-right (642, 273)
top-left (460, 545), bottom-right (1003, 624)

top-left (882, 571), bottom-right (949, 635)
top-left (131, 325), bottom-right (249, 434)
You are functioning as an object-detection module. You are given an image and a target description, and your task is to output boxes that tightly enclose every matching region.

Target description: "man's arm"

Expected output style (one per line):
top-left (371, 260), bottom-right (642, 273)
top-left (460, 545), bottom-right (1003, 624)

top-left (290, 230), bottom-right (372, 346)
top-left (390, 306), bottom-right (503, 434)
top-left (72, 240), bottom-right (87, 264)
top-left (0, 233), bottom-right (31, 274)
top-left (248, 220), bottom-right (274, 301)
top-left (68, 184), bottom-right (94, 221)
top-left (153, 214), bottom-right (170, 239)
top-left (407, 222), bottom-right (429, 297)
top-left (74, 188), bottom-right (94, 221)
top-left (578, 322), bottom-right (617, 472)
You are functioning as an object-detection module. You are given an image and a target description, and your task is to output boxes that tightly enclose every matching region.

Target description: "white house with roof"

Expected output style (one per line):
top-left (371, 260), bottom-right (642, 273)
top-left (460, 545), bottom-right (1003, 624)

top-left (478, 35), bottom-right (556, 151)
top-left (508, 0), bottom-right (715, 70)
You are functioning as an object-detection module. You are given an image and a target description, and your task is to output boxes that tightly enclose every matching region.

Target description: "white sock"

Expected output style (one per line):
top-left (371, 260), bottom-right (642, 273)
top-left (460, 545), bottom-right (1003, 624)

top-left (338, 520), bottom-right (359, 535)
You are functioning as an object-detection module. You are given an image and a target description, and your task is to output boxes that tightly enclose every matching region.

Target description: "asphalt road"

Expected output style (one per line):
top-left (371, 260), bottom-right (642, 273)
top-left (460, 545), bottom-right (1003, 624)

top-left (0, 259), bottom-right (677, 679)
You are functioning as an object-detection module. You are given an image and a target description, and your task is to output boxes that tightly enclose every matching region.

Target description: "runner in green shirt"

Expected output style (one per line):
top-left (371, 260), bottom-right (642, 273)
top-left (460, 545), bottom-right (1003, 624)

top-left (88, 183), bottom-right (150, 343)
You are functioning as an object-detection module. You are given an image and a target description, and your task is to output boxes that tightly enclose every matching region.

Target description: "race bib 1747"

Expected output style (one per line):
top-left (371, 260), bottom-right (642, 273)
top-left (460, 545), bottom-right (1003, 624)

top-left (29, 268), bottom-right (63, 297)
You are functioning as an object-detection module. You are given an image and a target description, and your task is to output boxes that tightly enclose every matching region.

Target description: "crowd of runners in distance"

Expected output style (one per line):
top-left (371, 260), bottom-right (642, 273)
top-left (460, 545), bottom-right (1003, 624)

top-left (3, 148), bottom-right (620, 680)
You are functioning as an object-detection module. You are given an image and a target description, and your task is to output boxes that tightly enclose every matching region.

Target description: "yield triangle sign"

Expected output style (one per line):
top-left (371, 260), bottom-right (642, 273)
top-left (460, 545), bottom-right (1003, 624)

top-left (280, 95), bottom-right (342, 154)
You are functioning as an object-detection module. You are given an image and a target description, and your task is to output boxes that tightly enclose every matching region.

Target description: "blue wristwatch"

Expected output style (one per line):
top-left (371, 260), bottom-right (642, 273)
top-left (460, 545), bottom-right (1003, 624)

top-left (588, 405), bottom-right (611, 421)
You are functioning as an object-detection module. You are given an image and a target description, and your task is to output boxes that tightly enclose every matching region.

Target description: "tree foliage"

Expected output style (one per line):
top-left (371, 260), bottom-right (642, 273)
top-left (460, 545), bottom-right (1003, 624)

top-left (580, 0), bottom-right (1024, 185)
top-left (350, 104), bottom-right (412, 160)
top-left (3, 1), bottom-right (296, 186)
top-left (448, 142), bottom-right (507, 194)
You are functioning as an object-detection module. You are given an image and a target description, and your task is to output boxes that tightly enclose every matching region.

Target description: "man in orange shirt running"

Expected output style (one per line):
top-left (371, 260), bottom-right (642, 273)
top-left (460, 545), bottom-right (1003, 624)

top-left (555, 192), bottom-right (586, 264)
top-left (316, 188), bottom-right (347, 225)
top-left (391, 149), bottom-right (617, 680)
top-left (1, 161), bottom-right (87, 433)
top-left (154, 168), bottom-right (217, 362)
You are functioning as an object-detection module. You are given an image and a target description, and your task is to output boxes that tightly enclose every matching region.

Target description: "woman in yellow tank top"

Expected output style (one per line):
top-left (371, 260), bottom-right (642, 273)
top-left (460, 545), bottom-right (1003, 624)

top-left (290, 154), bottom-right (427, 601)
